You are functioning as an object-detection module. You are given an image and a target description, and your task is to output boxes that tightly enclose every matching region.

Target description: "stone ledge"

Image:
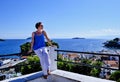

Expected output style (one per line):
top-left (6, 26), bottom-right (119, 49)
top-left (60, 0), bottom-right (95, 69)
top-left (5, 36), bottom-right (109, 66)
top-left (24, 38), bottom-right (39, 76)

top-left (51, 70), bottom-right (115, 82)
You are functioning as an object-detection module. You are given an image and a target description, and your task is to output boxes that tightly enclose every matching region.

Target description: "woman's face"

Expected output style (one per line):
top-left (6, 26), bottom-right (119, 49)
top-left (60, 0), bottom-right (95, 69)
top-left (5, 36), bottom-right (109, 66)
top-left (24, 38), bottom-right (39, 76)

top-left (38, 25), bottom-right (42, 30)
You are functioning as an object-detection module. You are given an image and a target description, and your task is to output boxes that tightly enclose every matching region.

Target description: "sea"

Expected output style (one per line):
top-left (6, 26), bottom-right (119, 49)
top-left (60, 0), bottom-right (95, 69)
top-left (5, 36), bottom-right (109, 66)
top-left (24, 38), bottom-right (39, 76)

top-left (0, 38), bottom-right (118, 58)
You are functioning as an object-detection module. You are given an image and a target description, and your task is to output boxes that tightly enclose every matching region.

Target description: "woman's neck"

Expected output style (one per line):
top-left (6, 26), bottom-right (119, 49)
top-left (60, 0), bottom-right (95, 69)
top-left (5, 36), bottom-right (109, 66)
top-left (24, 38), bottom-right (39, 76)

top-left (37, 29), bottom-right (42, 32)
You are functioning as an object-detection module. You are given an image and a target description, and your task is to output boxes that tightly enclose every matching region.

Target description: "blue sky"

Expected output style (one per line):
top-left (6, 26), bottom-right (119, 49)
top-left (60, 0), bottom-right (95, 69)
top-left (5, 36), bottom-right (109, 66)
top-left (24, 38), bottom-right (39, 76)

top-left (0, 0), bottom-right (120, 39)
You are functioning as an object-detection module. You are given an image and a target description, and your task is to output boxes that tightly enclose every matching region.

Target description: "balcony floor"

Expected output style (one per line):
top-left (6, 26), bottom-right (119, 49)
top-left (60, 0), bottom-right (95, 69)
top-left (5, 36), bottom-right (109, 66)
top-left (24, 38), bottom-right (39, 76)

top-left (28, 74), bottom-right (78, 82)
top-left (27, 70), bottom-right (115, 82)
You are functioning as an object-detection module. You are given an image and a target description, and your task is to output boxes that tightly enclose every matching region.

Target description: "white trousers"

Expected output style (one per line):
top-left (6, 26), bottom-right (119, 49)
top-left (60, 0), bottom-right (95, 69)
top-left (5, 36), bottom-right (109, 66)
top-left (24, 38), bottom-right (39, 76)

top-left (34, 47), bottom-right (51, 75)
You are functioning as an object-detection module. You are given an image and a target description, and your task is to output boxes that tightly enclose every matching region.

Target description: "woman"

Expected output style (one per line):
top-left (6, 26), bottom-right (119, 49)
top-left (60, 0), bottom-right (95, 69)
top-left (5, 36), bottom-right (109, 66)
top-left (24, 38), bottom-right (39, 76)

top-left (29, 22), bottom-right (52, 79)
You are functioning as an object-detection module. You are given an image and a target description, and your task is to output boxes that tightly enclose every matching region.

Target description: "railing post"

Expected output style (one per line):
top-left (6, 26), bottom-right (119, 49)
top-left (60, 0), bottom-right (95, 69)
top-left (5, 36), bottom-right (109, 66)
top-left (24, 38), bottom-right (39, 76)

top-left (119, 55), bottom-right (120, 70)
top-left (47, 46), bottom-right (57, 72)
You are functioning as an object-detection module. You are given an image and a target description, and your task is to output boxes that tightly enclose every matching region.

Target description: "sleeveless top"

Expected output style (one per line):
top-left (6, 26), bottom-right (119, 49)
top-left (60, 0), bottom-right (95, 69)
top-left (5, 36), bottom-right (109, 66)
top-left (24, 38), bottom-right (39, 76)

top-left (33, 32), bottom-right (46, 50)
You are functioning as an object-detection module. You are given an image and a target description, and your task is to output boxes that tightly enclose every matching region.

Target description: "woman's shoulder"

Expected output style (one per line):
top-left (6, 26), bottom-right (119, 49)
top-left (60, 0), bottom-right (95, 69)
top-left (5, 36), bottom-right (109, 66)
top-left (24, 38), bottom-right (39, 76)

top-left (42, 30), bottom-right (46, 33)
top-left (32, 31), bottom-right (36, 35)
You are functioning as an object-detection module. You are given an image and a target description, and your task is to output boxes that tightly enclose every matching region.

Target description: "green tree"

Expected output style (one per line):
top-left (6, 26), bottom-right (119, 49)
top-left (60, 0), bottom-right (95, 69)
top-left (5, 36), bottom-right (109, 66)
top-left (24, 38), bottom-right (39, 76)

top-left (20, 42), bottom-right (31, 55)
top-left (81, 59), bottom-right (92, 64)
top-left (45, 40), bottom-right (59, 48)
top-left (57, 58), bottom-right (92, 76)
top-left (20, 56), bottom-right (41, 75)
top-left (109, 71), bottom-right (120, 81)
top-left (90, 68), bottom-right (100, 77)
top-left (117, 78), bottom-right (120, 82)
top-left (92, 61), bottom-right (103, 67)
top-left (90, 61), bottom-right (102, 77)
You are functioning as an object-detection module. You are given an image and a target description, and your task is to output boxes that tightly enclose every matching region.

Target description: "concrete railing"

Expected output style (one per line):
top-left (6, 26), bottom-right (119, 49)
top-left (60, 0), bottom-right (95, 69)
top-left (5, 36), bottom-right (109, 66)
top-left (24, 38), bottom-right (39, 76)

top-left (47, 46), bottom-right (57, 71)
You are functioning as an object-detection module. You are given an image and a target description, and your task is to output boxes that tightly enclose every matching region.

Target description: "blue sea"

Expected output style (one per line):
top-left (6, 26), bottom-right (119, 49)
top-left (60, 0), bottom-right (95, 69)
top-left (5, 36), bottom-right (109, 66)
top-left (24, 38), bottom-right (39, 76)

top-left (53, 39), bottom-right (107, 51)
top-left (0, 39), bottom-right (27, 55)
top-left (0, 38), bottom-right (113, 57)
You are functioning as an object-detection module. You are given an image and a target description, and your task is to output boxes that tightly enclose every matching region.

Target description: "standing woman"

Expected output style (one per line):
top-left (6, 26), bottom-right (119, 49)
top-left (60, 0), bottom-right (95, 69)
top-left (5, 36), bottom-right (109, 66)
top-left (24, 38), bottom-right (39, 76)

top-left (29, 22), bottom-right (52, 79)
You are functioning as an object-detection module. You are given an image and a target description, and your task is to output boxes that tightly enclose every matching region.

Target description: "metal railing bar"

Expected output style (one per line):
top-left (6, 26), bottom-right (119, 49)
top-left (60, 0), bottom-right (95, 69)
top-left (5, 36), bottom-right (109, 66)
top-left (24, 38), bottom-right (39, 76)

top-left (55, 49), bottom-right (120, 56)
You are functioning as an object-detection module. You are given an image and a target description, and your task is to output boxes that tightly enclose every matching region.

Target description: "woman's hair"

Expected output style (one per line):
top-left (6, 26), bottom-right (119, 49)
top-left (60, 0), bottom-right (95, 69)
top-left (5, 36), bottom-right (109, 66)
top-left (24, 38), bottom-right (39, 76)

top-left (41, 25), bottom-right (43, 29)
top-left (35, 22), bottom-right (42, 29)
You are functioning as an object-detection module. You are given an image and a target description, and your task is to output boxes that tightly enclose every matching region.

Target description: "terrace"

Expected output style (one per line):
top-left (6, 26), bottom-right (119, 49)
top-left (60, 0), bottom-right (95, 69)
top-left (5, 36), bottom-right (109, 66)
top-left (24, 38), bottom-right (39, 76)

top-left (0, 47), bottom-right (119, 82)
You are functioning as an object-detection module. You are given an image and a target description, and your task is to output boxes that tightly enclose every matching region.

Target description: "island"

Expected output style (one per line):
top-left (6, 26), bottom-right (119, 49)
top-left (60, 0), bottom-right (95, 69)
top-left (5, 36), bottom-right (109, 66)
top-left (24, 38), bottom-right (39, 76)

top-left (72, 37), bottom-right (85, 39)
top-left (0, 39), bottom-right (5, 41)
top-left (103, 38), bottom-right (120, 48)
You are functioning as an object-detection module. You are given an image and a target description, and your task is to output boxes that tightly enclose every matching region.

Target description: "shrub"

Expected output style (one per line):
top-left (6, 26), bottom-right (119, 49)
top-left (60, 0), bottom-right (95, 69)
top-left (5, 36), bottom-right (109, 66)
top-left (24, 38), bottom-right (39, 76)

top-left (110, 71), bottom-right (120, 81)
top-left (90, 68), bottom-right (100, 77)
top-left (117, 78), bottom-right (120, 82)
top-left (20, 56), bottom-right (41, 75)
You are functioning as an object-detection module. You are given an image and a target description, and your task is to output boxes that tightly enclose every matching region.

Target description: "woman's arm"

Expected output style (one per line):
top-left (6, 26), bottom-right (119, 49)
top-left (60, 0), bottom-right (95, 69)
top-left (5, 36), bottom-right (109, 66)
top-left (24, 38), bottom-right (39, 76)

top-left (43, 30), bottom-right (52, 46)
top-left (29, 32), bottom-right (35, 53)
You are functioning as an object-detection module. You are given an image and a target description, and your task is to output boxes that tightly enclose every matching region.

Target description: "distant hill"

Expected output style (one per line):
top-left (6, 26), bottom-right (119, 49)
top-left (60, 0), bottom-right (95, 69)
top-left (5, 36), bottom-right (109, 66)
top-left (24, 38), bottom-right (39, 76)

top-left (72, 37), bottom-right (85, 39)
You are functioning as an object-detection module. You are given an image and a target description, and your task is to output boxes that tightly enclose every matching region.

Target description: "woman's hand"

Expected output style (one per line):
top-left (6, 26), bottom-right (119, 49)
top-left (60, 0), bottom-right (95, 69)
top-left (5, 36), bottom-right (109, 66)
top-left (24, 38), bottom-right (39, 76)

top-left (49, 45), bottom-right (56, 47)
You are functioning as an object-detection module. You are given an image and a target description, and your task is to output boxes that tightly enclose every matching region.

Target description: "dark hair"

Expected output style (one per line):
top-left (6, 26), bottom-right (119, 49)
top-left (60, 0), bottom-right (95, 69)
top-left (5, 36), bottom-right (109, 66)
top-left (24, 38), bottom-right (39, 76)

top-left (35, 22), bottom-right (42, 29)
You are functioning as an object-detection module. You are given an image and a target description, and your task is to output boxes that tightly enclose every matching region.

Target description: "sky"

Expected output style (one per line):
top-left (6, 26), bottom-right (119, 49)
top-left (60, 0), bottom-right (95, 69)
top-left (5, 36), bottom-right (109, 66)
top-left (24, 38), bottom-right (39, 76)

top-left (0, 0), bottom-right (120, 39)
